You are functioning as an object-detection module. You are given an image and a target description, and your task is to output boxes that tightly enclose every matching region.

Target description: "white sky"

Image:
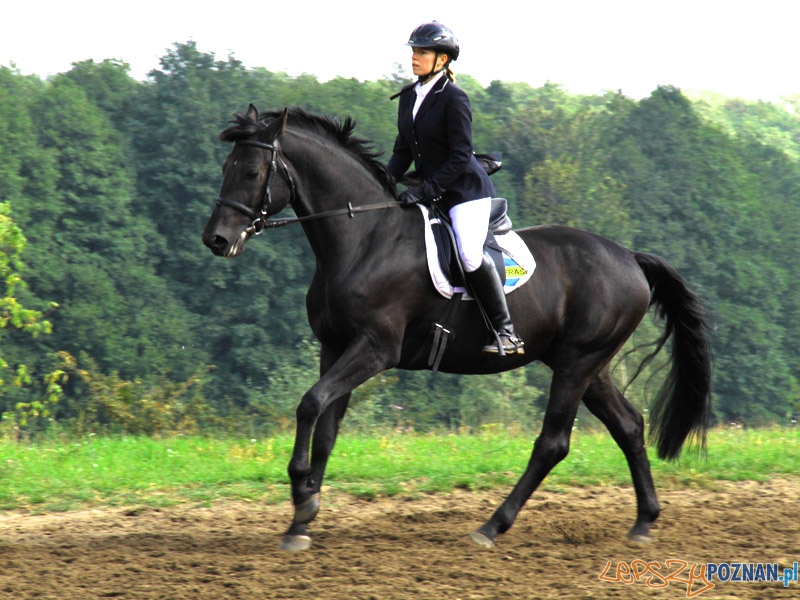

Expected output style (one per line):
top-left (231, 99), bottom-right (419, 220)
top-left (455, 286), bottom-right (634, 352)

top-left (2, 0), bottom-right (798, 102)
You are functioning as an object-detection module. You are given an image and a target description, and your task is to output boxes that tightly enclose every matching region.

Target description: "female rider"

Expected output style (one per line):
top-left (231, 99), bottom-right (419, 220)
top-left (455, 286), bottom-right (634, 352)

top-left (387, 21), bottom-right (524, 356)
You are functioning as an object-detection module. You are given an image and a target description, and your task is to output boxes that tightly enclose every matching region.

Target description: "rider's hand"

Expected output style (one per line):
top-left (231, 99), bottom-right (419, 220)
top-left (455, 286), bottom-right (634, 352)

top-left (398, 185), bottom-right (426, 206)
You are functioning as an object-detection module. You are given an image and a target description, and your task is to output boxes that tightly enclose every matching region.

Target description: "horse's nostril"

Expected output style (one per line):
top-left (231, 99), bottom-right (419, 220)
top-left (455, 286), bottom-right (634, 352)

top-left (205, 235), bottom-right (229, 255)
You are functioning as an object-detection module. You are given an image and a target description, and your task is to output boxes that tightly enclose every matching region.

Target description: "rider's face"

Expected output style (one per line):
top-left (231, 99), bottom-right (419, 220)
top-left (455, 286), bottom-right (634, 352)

top-left (411, 47), bottom-right (448, 77)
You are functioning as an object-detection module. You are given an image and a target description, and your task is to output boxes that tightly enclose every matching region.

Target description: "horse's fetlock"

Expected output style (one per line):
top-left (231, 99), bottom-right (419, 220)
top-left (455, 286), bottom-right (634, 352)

top-left (287, 460), bottom-right (310, 481)
top-left (494, 508), bottom-right (516, 534)
top-left (641, 505), bottom-right (661, 523)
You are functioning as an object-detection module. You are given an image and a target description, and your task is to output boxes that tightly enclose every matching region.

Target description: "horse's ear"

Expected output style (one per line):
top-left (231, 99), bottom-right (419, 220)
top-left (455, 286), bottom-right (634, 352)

top-left (279, 107), bottom-right (289, 136)
top-left (246, 103), bottom-right (259, 123)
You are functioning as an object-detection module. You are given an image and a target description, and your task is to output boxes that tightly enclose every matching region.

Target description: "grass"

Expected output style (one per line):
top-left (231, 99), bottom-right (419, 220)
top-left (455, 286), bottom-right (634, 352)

top-left (0, 427), bottom-right (798, 513)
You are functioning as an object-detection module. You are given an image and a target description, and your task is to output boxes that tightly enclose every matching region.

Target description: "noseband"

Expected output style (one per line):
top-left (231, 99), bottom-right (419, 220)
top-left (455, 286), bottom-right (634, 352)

top-left (215, 139), bottom-right (298, 235)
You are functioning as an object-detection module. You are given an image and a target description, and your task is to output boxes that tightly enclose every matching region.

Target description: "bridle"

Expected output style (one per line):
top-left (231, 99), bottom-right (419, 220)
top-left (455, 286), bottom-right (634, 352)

top-left (215, 139), bottom-right (298, 235)
top-left (215, 136), bottom-right (399, 235)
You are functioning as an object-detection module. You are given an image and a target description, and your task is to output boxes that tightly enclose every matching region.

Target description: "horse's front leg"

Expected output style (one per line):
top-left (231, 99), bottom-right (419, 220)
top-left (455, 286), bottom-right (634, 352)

top-left (280, 392), bottom-right (350, 550)
top-left (281, 340), bottom-right (392, 551)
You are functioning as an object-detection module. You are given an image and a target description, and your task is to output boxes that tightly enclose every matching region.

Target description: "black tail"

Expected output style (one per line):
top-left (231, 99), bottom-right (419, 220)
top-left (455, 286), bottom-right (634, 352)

top-left (634, 252), bottom-right (712, 461)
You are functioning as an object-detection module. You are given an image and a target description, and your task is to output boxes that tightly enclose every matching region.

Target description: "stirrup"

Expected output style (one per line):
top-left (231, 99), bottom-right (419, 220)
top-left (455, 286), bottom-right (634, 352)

top-left (482, 332), bottom-right (525, 356)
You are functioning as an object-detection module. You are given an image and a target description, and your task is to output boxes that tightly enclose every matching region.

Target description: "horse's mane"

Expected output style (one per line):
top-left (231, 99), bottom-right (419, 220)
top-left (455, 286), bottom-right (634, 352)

top-left (220, 106), bottom-right (396, 196)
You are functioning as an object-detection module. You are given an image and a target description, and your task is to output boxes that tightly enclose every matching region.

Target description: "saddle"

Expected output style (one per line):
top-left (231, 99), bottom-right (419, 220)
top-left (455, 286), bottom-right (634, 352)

top-left (402, 155), bottom-right (534, 369)
top-left (399, 152), bottom-right (510, 288)
top-left (416, 202), bottom-right (535, 370)
top-left (429, 198), bottom-right (512, 288)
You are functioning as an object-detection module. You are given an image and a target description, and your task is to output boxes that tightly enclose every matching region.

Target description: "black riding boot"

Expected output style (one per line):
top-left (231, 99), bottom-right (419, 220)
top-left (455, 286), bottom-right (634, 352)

top-left (464, 255), bottom-right (525, 356)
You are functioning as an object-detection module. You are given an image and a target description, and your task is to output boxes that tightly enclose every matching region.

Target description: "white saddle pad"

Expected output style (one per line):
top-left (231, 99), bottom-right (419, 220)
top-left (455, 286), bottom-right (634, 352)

top-left (417, 204), bottom-right (536, 300)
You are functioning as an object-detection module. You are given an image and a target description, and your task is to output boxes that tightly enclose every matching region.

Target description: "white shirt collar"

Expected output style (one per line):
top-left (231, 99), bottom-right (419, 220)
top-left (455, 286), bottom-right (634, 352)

top-left (413, 71), bottom-right (446, 119)
top-left (416, 71), bottom-right (446, 97)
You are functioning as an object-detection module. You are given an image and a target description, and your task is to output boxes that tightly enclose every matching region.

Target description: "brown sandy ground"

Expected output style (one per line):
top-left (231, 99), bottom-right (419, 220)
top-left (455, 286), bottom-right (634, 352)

top-left (0, 479), bottom-right (798, 599)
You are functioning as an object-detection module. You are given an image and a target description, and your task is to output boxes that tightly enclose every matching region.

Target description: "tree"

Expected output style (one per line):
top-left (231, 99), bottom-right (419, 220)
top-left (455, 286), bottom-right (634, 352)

top-left (518, 95), bottom-right (634, 244)
top-left (0, 201), bottom-right (65, 429)
top-left (0, 68), bottom-right (62, 421)
top-left (5, 54), bottom-right (800, 432)
top-left (17, 74), bottom-right (202, 388)
top-left (605, 87), bottom-right (795, 423)
top-left (0, 203), bottom-right (52, 372)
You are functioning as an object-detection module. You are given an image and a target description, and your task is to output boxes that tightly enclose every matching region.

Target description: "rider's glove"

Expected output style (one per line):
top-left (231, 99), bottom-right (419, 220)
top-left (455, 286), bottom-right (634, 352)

top-left (398, 185), bottom-right (427, 206)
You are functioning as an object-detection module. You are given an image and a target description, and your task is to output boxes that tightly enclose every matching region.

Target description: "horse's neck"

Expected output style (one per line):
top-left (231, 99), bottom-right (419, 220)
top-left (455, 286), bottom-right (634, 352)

top-left (288, 139), bottom-right (396, 269)
top-left (299, 191), bottom-right (400, 272)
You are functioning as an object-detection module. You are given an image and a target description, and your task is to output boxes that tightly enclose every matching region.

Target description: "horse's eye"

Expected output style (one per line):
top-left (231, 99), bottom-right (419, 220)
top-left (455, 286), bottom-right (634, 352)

top-left (247, 170), bottom-right (260, 180)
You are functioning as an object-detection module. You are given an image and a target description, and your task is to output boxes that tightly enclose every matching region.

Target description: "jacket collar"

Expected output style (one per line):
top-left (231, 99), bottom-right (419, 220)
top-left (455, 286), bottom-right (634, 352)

top-left (414, 76), bottom-right (449, 123)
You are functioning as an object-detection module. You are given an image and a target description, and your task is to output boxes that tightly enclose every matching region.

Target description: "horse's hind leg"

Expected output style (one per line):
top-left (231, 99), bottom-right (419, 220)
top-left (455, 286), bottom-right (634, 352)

top-left (582, 371), bottom-right (660, 541)
top-left (470, 370), bottom-right (588, 548)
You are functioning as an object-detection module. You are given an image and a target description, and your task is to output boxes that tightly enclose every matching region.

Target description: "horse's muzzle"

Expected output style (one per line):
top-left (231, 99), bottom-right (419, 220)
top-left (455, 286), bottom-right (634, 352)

top-left (203, 228), bottom-right (250, 258)
top-left (203, 233), bottom-right (230, 256)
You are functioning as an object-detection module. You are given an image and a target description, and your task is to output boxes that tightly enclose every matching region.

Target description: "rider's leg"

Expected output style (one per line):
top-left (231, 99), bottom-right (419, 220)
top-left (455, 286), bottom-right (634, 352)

top-left (450, 199), bottom-right (524, 356)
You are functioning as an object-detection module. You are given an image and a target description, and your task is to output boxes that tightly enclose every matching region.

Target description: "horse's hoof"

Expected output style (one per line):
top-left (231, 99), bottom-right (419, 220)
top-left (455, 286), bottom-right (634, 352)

top-left (293, 493), bottom-right (321, 524)
top-left (468, 530), bottom-right (496, 548)
top-left (627, 533), bottom-right (653, 544)
top-left (280, 534), bottom-right (312, 551)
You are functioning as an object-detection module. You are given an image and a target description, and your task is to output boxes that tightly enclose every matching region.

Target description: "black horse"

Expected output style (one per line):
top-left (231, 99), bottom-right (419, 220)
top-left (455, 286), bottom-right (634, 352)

top-left (202, 105), bottom-right (712, 551)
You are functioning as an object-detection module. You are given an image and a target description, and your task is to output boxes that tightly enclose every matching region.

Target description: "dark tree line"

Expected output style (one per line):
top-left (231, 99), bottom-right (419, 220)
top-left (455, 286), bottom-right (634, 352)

top-left (2, 41), bottom-right (799, 434)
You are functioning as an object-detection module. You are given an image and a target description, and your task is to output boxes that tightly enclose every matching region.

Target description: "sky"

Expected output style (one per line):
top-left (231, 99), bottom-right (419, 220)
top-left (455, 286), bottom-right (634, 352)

top-left (2, 0), bottom-right (798, 102)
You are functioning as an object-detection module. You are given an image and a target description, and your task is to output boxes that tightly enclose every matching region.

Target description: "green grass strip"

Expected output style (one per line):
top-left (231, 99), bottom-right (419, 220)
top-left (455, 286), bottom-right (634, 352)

top-left (0, 427), bottom-right (797, 513)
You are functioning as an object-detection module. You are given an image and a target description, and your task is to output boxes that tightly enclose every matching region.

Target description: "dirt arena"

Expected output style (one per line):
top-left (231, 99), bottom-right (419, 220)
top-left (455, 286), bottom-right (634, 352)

top-left (1, 479), bottom-right (798, 599)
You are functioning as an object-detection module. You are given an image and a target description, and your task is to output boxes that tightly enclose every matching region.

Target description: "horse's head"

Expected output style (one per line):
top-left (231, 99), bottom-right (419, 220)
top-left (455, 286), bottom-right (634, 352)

top-left (202, 104), bottom-right (295, 257)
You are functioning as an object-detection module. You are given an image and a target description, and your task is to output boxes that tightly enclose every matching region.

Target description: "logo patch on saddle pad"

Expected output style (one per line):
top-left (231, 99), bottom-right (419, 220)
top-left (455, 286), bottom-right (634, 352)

top-left (418, 205), bottom-right (536, 299)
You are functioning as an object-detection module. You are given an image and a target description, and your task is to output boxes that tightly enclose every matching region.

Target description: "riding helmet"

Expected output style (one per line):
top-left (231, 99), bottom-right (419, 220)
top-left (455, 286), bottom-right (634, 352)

top-left (406, 21), bottom-right (460, 61)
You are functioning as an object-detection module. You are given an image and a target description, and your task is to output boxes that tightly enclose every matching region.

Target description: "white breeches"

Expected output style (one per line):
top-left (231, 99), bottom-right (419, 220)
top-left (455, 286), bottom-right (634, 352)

top-left (449, 197), bottom-right (492, 273)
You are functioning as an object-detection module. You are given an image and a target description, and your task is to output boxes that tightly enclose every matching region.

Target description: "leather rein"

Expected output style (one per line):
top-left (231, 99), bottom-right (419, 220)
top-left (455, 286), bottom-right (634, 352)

top-left (215, 138), bottom-right (400, 235)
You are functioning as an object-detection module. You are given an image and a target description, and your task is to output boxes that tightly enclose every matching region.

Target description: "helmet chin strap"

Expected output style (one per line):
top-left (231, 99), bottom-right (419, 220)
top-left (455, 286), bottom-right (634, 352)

top-left (418, 52), bottom-right (448, 84)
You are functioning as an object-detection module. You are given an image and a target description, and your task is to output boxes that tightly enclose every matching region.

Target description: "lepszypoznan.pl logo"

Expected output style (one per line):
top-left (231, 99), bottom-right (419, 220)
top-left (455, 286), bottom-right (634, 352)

top-left (599, 559), bottom-right (798, 597)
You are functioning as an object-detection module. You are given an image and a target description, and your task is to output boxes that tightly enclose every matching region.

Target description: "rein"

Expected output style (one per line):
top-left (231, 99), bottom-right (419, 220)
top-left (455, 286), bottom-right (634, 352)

top-left (216, 138), bottom-right (400, 234)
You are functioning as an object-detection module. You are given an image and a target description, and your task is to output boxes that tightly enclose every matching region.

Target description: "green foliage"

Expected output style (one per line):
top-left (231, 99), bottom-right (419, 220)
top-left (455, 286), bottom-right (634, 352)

top-left (0, 427), bottom-right (796, 512)
top-left (0, 199), bottom-right (63, 433)
top-left (603, 86), bottom-right (800, 422)
top-left (2, 46), bottom-right (800, 435)
top-left (0, 203), bottom-right (49, 338)
top-left (56, 352), bottom-right (215, 437)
